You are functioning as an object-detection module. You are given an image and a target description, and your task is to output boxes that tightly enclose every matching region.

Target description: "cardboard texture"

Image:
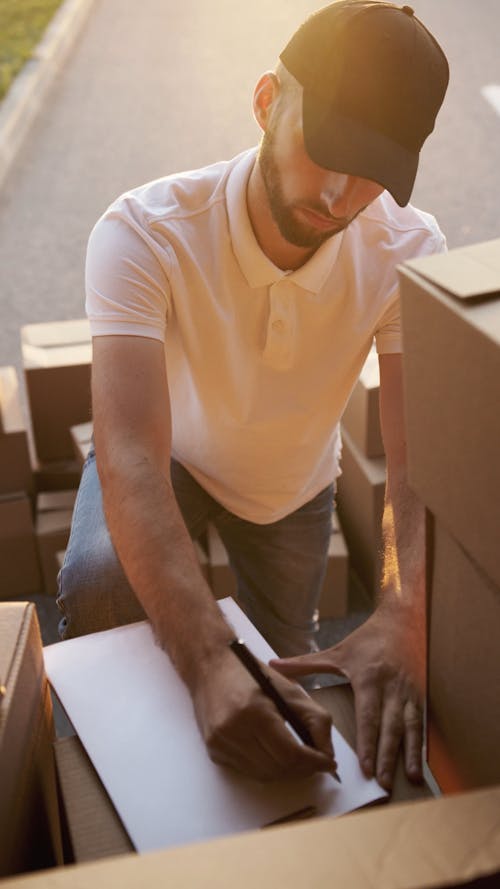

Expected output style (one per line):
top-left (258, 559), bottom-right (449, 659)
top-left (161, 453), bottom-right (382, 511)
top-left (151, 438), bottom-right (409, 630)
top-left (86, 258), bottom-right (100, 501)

top-left (50, 683), bottom-right (427, 868)
top-left (399, 239), bottom-right (500, 588)
top-left (336, 429), bottom-right (386, 599)
top-left (0, 494), bottom-right (41, 598)
top-left (427, 520), bottom-right (500, 792)
top-left (341, 349), bottom-right (384, 458)
top-left (1, 786), bottom-right (499, 889)
top-left (54, 736), bottom-right (133, 862)
top-left (0, 603), bottom-right (62, 877)
top-left (0, 367), bottom-right (33, 497)
top-left (35, 493), bottom-right (76, 595)
top-left (22, 320), bottom-right (92, 462)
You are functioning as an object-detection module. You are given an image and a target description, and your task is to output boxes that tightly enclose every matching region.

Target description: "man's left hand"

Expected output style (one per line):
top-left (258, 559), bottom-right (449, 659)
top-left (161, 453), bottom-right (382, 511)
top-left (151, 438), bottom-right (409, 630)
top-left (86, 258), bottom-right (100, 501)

top-left (270, 608), bottom-right (423, 791)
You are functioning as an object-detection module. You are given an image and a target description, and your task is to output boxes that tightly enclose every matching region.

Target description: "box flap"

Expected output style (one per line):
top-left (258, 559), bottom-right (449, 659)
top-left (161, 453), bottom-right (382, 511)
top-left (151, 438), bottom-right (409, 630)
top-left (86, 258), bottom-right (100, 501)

top-left (0, 367), bottom-right (26, 434)
top-left (22, 342), bottom-right (92, 369)
top-left (21, 319), bottom-right (91, 348)
top-left (405, 238), bottom-right (500, 300)
top-left (0, 786), bottom-right (499, 889)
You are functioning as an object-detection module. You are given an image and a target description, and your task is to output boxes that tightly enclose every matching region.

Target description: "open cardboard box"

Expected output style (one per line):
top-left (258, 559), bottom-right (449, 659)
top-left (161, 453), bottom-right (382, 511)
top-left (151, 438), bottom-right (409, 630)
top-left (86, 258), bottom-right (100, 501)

top-left (1, 600), bottom-right (499, 887)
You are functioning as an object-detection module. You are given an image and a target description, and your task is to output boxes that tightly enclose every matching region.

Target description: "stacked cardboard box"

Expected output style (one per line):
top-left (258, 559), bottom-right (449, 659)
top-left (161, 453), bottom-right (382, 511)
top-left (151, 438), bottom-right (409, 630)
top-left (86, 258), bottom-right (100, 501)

top-left (0, 367), bottom-right (41, 598)
top-left (0, 366), bottom-right (33, 498)
top-left (22, 320), bottom-right (91, 489)
top-left (0, 603), bottom-right (62, 877)
top-left (337, 350), bottom-right (386, 600)
top-left (70, 422), bottom-right (93, 470)
top-left (4, 594), bottom-right (500, 887)
top-left (399, 237), bottom-right (500, 792)
top-left (35, 491), bottom-right (77, 595)
top-left (0, 611), bottom-right (499, 889)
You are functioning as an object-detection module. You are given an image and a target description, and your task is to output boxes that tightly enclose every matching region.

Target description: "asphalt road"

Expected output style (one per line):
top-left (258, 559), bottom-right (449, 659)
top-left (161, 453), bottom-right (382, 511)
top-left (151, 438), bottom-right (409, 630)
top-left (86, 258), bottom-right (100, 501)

top-left (0, 0), bottom-right (499, 371)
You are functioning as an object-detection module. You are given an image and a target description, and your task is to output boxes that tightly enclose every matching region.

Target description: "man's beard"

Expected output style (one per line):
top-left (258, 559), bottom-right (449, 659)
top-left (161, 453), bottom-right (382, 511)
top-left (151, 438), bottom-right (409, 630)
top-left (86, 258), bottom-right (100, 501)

top-left (258, 124), bottom-right (349, 251)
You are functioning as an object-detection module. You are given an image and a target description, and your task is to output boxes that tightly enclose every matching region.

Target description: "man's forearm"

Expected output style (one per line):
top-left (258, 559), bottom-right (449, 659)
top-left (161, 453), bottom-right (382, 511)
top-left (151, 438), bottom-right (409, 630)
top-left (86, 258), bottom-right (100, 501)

top-left (379, 463), bottom-right (427, 690)
top-left (98, 455), bottom-right (233, 691)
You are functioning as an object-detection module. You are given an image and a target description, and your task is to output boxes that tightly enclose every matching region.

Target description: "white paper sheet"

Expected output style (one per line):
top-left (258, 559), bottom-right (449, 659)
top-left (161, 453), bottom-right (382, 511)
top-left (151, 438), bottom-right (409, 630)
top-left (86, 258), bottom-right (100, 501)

top-left (44, 598), bottom-right (386, 852)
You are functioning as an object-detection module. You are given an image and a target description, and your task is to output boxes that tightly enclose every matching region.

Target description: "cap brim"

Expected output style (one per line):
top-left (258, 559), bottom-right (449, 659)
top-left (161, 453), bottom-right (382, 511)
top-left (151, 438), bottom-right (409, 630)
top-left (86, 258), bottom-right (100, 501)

top-left (302, 90), bottom-right (419, 207)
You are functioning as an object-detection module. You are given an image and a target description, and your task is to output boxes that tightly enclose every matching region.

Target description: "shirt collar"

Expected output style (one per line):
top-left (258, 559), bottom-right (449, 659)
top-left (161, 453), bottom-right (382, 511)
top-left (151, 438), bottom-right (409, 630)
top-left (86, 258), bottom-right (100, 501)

top-left (226, 148), bottom-right (345, 293)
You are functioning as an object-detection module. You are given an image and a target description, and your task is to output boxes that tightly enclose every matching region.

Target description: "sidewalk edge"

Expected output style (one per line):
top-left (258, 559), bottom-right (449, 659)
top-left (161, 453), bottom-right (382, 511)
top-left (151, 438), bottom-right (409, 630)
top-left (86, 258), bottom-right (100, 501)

top-left (0, 0), bottom-right (97, 191)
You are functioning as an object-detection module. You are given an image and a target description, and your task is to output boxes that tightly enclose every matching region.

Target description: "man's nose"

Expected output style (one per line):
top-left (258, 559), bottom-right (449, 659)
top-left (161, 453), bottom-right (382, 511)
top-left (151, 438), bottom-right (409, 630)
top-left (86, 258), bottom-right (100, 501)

top-left (321, 175), bottom-right (357, 217)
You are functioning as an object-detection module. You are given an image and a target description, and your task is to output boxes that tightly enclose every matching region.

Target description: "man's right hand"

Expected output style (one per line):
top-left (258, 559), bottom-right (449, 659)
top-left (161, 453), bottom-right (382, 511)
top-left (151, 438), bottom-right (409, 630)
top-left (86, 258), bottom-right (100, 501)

top-left (191, 647), bottom-right (337, 781)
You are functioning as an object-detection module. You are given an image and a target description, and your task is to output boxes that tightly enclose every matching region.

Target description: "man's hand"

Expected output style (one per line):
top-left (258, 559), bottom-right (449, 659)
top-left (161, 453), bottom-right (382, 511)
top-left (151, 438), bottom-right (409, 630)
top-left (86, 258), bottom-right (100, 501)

top-left (191, 647), bottom-right (337, 781)
top-left (270, 608), bottom-right (423, 791)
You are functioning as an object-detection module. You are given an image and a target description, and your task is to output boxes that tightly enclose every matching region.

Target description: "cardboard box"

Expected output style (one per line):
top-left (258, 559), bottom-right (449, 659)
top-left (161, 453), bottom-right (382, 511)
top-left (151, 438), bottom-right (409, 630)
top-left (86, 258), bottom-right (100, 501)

top-left (33, 459), bottom-right (82, 493)
top-left (0, 494), bottom-right (41, 599)
top-left (426, 519), bottom-right (500, 793)
top-left (0, 367), bottom-right (33, 497)
top-left (35, 491), bottom-right (77, 595)
top-left (50, 683), bottom-right (429, 871)
top-left (49, 683), bottom-right (428, 869)
top-left (341, 348), bottom-right (384, 458)
top-left (399, 238), bottom-right (500, 588)
top-left (54, 736), bottom-right (133, 863)
top-left (317, 517), bottom-right (349, 619)
top-left (70, 422), bottom-right (93, 470)
top-left (22, 320), bottom-right (92, 462)
top-left (0, 602), bottom-right (62, 877)
top-left (207, 524), bottom-right (237, 599)
top-left (336, 429), bottom-right (386, 599)
top-left (1, 782), bottom-right (499, 889)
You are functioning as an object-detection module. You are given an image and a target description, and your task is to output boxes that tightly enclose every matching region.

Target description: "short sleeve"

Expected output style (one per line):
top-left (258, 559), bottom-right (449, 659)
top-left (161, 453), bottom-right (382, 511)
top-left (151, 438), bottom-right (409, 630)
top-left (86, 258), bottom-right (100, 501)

top-left (374, 287), bottom-right (402, 354)
top-left (375, 229), bottom-right (447, 355)
top-left (85, 211), bottom-right (172, 342)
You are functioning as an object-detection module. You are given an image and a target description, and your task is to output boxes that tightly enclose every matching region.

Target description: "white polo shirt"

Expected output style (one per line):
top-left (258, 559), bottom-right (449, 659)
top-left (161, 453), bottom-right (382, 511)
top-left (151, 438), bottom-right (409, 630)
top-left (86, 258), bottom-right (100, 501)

top-left (86, 148), bottom-right (445, 523)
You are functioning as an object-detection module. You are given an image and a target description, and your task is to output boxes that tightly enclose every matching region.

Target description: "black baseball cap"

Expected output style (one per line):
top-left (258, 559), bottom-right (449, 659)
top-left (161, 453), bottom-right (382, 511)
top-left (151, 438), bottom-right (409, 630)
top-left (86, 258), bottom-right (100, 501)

top-left (279, 1), bottom-right (449, 206)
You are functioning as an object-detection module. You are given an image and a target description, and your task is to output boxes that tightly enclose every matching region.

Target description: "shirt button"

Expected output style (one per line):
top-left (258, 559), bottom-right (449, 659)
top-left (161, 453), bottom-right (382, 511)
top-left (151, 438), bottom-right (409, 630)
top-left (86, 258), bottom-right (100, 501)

top-left (272, 319), bottom-right (285, 332)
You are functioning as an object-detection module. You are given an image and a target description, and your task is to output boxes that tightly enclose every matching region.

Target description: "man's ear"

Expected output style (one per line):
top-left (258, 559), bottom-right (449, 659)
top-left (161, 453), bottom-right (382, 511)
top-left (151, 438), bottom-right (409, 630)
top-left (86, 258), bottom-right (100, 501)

top-left (252, 71), bottom-right (280, 132)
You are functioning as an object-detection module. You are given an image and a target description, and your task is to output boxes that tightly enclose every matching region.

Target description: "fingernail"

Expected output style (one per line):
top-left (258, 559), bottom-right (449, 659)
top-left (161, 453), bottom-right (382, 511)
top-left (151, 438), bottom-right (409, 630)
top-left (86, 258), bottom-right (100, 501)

top-left (409, 764), bottom-right (423, 783)
top-left (379, 771), bottom-right (393, 790)
top-left (362, 757), bottom-right (373, 777)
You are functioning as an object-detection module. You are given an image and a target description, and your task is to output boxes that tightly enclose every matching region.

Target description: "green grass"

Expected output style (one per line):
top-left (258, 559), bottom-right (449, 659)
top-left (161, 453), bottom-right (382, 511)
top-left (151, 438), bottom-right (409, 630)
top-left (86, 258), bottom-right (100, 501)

top-left (0, 0), bottom-right (65, 101)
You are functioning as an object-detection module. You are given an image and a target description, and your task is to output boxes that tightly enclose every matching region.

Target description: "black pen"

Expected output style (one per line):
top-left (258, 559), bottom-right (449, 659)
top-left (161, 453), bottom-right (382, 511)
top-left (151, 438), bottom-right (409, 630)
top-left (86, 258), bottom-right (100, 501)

top-left (229, 638), bottom-right (341, 783)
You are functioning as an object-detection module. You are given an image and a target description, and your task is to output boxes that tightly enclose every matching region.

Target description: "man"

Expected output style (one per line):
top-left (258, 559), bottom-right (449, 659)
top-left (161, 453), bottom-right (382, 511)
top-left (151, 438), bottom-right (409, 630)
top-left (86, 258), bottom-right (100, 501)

top-left (57, 1), bottom-right (449, 790)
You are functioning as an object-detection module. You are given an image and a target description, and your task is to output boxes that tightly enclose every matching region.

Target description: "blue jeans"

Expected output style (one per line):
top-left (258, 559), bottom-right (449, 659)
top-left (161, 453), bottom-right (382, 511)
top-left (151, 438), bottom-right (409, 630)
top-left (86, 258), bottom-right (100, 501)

top-left (57, 449), bottom-right (334, 658)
